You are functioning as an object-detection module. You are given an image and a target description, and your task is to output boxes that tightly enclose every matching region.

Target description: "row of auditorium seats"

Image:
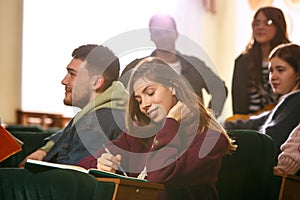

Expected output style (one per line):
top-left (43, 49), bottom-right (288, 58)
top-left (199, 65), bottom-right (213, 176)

top-left (0, 126), bottom-right (299, 199)
top-left (16, 109), bottom-right (72, 129)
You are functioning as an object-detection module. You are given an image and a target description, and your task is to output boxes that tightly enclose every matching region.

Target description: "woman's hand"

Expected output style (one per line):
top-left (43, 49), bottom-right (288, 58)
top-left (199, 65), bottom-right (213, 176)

top-left (167, 101), bottom-right (191, 122)
top-left (97, 153), bottom-right (122, 173)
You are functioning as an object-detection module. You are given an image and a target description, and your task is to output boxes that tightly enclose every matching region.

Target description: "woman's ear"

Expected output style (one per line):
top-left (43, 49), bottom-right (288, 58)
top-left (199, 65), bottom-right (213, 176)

top-left (92, 75), bottom-right (104, 90)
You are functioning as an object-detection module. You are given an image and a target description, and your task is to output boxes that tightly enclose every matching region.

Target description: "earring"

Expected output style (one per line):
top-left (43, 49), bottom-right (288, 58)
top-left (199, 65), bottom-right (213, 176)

top-left (171, 88), bottom-right (176, 95)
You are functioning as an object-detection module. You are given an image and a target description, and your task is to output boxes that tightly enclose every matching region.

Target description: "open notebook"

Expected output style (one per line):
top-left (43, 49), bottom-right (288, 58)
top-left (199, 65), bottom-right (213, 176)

top-left (25, 159), bottom-right (148, 182)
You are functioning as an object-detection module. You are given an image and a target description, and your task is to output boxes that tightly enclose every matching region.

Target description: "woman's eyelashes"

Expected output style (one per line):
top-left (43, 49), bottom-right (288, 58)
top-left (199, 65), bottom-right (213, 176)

top-left (146, 90), bottom-right (155, 96)
top-left (135, 88), bottom-right (156, 104)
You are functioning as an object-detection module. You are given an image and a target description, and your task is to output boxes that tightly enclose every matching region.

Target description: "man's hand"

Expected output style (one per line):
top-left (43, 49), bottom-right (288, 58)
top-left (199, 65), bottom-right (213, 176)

top-left (19, 149), bottom-right (47, 168)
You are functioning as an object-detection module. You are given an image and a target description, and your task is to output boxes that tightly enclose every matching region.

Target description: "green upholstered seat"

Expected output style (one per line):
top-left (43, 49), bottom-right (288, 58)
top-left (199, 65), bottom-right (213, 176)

top-left (5, 125), bottom-right (46, 132)
top-left (216, 129), bottom-right (275, 200)
top-left (0, 168), bottom-right (114, 200)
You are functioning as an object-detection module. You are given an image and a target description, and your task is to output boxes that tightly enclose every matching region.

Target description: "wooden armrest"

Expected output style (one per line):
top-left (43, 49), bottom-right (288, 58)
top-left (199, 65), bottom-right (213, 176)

top-left (274, 170), bottom-right (300, 200)
top-left (274, 170), bottom-right (300, 181)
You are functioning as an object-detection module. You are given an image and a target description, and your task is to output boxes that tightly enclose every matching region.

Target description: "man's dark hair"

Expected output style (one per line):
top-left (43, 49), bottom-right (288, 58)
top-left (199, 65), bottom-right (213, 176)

top-left (72, 44), bottom-right (120, 91)
top-left (72, 44), bottom-right (98, 60)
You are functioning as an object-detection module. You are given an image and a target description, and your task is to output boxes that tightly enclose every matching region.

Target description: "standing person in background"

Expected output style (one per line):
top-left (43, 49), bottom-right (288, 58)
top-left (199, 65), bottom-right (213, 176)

top-left (121, 14), bottom-right (227, 118)
top-left (19, 44), bottom-right (126, 166)
top-left (231, 7), bottom-right (290, 115)
top-left (79, 57), bottom-right (236, 200)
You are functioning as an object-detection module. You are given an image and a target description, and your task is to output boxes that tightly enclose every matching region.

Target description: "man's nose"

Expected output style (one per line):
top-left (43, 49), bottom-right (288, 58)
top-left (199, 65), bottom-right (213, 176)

top-left (61, 75), bottom-right (69, 85)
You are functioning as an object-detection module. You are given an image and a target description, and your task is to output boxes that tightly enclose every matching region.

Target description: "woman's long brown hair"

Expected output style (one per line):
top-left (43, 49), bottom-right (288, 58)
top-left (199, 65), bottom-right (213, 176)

top-left (125, 57), bottom-right (236, 153)
top-left (244, 6), bottom-right (290, 86)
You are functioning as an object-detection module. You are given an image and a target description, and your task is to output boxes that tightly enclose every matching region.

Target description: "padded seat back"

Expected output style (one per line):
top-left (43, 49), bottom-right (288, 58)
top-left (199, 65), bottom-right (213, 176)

top-left (5, 124), bottom-right (46, 132)
top-left (0, 168), bottom-right (115, 200)
top-left (216, 129), bottom-right (274, 200)
top-left (0, 131), bottom-right (53, 167)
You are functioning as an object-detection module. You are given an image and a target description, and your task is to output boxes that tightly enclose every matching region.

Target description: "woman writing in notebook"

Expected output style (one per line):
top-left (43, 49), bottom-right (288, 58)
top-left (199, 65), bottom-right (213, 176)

top-left (78, 57), bottom-right (236, 200)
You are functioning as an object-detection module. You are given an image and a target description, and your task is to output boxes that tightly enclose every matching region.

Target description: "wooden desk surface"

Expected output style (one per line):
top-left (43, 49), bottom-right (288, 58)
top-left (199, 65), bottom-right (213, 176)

top-left (96, 177), bottom-right (164, 200)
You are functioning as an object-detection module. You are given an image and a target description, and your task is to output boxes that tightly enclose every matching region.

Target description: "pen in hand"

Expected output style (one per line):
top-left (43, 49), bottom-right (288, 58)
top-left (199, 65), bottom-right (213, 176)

top-left (103, 144), bottom-right (128, 177)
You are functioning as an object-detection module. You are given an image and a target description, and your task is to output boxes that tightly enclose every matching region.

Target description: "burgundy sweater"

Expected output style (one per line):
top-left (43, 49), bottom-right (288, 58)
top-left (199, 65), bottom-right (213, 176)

top-left (78, 118), bottom-right (229, 200)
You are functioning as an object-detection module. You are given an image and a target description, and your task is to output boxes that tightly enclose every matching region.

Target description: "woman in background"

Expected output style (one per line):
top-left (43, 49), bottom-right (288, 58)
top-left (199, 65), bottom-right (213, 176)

top-left (226, 43), bottom-right (300, 166)
top-left (232, 6), bottom-right (290, 115)
top-left (79, 57), bottom-right (236, 200)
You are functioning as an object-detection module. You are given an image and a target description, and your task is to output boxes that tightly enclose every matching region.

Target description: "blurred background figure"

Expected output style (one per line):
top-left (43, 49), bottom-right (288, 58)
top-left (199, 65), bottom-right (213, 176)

top-left (121, 14), bottom-right (227, 118)
top-left (231, 7), bottom-right (290, 116)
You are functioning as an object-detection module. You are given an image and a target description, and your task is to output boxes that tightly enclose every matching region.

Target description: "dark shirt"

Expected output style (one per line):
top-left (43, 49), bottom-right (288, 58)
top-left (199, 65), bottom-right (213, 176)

top-left (232, 54), bottom-right (277, 114)
top-left (225, 91), bottom-right (300, 164)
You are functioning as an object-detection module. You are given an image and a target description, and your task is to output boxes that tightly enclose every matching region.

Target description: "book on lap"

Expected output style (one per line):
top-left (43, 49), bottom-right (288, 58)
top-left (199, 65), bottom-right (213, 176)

top-left (0, 126), bottom-right (23, 162)
top-left (24, 159), bottom-right (148, 182)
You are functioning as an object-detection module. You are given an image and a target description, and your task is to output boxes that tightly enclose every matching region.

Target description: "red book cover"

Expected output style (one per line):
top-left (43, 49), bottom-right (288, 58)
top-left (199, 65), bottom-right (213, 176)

top-left (0, 126), bottom-right (22, 162)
